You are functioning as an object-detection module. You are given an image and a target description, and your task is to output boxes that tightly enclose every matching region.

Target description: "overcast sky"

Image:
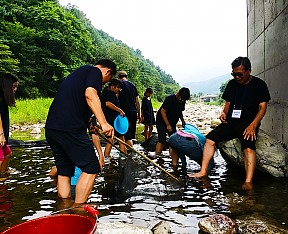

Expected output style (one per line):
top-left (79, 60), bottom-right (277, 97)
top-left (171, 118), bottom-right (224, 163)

top-left (59, 0), bottom-right (247, 84)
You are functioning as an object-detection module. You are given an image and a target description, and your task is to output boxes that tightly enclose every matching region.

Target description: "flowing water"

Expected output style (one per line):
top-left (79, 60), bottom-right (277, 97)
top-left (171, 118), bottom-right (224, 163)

top-left (0, 129), bottom-right (287, 233)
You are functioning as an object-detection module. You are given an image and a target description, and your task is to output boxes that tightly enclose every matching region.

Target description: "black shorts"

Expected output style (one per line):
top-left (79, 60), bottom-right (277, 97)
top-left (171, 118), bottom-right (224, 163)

top-left (206, 122), bottom-right (259, 151)
top-left (124, 111), bottom-right (137, 141)
top-left (45, 128), bottom-right (101, 176)
top-left (156, 124), bottom-right (176, 144)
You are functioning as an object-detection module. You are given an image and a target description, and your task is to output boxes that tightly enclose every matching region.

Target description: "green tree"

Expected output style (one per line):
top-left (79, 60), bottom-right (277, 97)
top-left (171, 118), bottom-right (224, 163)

top-left (0, 41), bottom-right (19, 75)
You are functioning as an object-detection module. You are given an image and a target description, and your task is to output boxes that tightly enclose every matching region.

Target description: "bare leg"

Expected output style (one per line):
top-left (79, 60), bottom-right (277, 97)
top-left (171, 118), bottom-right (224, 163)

top-left (49, 165), bottom-right (57, 177)
top-left (104, 138), bottom-right (113, 157)
top-left (92, 134), bottom-right (104, 169)
top-left (57, 175), bottom-right (71, 199)
top-left (242, 148), bottom-right (256, 190)
top-left (188, 139), bottom-right (216, 178)
top-left (144, 125), bottom-right (148, 140)
top-left (118, 136), bottom-right (127, 154)
top-left (126, 139), bottom-right (133, 147)
top-left (170, 147), bottom-right (179, 166)
top-left (155, 142), bottom-right (164, 155)
top-left (75, 172), bottom-right (96, 204)
top-left (147, 125), bottom-right (153, 139)
top-left (0, 153), bottom-right (12, 173)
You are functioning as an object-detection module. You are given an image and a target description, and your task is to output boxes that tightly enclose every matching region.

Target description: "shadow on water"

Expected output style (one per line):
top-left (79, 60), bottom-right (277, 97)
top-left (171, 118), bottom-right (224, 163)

top-left (0, 128), bottom-right (288, 233)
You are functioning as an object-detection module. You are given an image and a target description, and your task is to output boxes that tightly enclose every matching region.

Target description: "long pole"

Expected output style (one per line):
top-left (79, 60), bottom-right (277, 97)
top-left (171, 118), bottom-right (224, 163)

top-left (113, 135), bottom-right (183, 184)
top-left (95, 126), bottom-right (183, 184)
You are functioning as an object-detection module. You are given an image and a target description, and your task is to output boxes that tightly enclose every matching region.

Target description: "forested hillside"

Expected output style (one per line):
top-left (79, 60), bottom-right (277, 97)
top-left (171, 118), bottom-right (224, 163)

top-left (0, 0), bottom-right (179, 101)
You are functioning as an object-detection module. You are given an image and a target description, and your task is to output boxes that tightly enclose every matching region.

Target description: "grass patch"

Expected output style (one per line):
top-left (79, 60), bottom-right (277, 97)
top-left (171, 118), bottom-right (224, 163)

top-left (151, 99), bottom-right (162, 110)
top-left (9, 97), bottom-right (163, 126)
top-left (10, 98), bottom-right (53, 125)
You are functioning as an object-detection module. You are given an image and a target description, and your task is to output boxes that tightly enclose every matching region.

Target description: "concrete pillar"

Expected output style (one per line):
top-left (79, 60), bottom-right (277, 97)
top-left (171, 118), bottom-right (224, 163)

top-left (247, 0), bottom-right (288, 148)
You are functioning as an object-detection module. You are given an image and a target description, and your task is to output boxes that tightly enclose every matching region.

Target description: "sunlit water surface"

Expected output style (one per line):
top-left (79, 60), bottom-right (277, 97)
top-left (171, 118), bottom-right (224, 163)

top-left (0, 132), bottom-right (287, 233)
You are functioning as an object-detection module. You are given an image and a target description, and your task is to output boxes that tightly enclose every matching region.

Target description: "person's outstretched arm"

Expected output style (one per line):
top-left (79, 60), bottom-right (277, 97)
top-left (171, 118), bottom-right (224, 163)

top-left (85, 87), bottom-right (114, 138)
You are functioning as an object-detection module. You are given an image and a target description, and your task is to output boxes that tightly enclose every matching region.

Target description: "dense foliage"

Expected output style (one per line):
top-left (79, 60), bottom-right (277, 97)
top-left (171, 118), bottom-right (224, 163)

top-left (0, 0), bottom-right (179, 101)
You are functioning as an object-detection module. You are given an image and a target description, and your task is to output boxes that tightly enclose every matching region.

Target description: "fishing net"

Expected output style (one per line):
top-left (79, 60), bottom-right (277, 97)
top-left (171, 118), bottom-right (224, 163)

top-left (115, 149), bottom-right (184, 199)
top-left (93, 123), bottom-right (185, 199)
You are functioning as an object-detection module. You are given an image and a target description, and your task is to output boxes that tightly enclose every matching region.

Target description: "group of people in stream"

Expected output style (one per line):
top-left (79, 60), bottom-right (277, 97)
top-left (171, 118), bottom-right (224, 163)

top-left (0, 56), bottom-right (271, 208)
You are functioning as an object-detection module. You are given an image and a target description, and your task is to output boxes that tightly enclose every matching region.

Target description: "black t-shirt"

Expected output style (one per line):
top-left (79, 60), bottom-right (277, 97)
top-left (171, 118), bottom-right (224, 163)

top-left (156, 94), bottom-right (185, 127)
top-left (118, 80), bottom-right (139, 113)
top-left (101, 87), bottom-right (120, 126)
top-left (142, 96), bottom-right (155, 125)
top-left (222, 76), bottom-right (271, 124)
top-left (45, 65), bottom-right (102, 132)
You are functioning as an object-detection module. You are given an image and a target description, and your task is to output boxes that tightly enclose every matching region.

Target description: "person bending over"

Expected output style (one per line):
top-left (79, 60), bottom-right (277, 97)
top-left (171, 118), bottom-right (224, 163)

top-left (45, 59), bottom-right (116, 205)
top-left (168, 124), bottom-right (214, 173)
top-left (155, 87), bottom-right (190, 155)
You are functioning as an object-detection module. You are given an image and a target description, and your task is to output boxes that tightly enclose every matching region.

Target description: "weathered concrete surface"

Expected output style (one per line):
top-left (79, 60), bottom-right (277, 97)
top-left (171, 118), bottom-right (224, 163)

top-left (218, 129), bottom-right (288, 177)
top-left (247, 0), bottom-right (288, 148)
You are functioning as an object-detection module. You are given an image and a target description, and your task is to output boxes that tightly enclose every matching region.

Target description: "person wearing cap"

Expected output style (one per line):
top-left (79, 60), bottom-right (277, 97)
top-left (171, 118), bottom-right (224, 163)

top-left (117, 71), bottom-right (141, 147)
top-left (168, 124), bottom-right (214, 173)
top-left (189, 56), bottom-right (271, 191)
top-left (155, 87), bottom-right (190, 155)
top-left (101, 78), bottom-right (127, 157)
top-left (45, 59), bottom-right (116, 205)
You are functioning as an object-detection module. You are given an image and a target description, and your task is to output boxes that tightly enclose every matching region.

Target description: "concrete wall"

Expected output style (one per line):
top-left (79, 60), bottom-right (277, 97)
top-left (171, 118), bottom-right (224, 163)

top-left (247, 0), bottom-right (288, 148)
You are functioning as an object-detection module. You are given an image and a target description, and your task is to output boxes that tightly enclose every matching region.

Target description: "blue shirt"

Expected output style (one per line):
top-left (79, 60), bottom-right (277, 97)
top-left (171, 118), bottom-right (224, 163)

top-left (182, 123), bottom-right (206, 149)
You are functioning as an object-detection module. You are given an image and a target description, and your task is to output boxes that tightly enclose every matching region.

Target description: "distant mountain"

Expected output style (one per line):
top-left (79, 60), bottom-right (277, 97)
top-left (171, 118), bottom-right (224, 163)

top-left (183, 73), bottom-right (231, 95)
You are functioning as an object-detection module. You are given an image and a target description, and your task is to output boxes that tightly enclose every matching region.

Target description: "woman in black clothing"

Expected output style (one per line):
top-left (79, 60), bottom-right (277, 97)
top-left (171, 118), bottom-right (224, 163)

top-left (0, 73), bottom-right (18, 175)
top-left (141, 88), bottom-right (155, 140)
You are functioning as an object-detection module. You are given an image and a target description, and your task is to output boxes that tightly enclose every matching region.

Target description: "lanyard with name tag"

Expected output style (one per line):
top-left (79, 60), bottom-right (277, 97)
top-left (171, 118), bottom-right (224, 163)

top-left (231, 105), bottom-right (242, 118)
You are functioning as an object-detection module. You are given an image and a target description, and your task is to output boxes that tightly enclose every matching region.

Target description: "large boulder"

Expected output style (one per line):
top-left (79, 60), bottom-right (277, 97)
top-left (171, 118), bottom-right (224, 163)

top-left (198, 214), bottom-right (288, 234)
top-left (140, 134), bottom-right (169, 152)
top-left (236, 215), bottom-right (288, 234)
top-left (218, 130), bottom-right (288, 177)
top-left (96, 221), bottom-right (171, 234)
top-left (198, 214), bottom-right (237, 234)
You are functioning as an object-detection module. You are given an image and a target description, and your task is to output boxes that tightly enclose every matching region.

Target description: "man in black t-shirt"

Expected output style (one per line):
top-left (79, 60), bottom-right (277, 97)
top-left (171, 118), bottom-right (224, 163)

top-left (45, 59), bottom-right (116, 205)
top-left (155, 87), bottom-right (190, 155)
top-left (189, 57), bottom-right (271, 191)
top-left (117, 71), bottom-right (141, 147)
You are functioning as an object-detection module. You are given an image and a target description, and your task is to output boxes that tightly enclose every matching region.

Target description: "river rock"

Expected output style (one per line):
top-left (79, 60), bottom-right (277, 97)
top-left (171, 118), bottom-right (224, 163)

top-left (236, 215), bottom-right (288, 234)
top-left (218, 130), bottom-right (288, 177)
top-left (96, 222), bottom-right (152, 234)
top-left (198, 214), bottom-right (237, 234)
top-left (151, 221), bottom-right (171, 234)
top-left (30, 127), bottom-right (42, 134)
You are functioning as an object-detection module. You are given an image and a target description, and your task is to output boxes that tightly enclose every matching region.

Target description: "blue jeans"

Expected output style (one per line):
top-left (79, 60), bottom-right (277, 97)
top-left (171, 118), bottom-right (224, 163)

top-left (168, 133), bottom-right (214, 170)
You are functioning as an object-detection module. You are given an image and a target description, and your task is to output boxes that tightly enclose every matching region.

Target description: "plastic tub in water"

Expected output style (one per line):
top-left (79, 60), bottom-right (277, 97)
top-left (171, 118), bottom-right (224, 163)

top-left (1, 214), bottom-right (96, 234)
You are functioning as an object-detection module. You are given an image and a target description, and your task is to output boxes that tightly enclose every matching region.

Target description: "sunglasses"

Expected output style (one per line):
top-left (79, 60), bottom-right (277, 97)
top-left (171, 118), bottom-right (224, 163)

top-left (231, 72), bottom-right (244, 77)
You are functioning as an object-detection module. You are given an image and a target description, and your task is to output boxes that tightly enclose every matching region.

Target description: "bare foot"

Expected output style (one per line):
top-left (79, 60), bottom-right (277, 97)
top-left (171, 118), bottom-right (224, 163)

top-left (187, 171), bottom-right (207, 179)
top-left (242, 182), bottom-right (253, 190)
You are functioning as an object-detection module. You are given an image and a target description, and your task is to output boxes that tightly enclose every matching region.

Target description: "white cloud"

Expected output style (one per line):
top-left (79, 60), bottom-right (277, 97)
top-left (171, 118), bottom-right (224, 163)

top-left (59, 0), bottom-right (247, 84)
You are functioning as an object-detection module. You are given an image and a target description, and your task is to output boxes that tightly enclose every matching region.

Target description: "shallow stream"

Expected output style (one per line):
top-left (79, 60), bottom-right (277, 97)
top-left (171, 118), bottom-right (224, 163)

top-left (0, 128), bottom-right (287, 233)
